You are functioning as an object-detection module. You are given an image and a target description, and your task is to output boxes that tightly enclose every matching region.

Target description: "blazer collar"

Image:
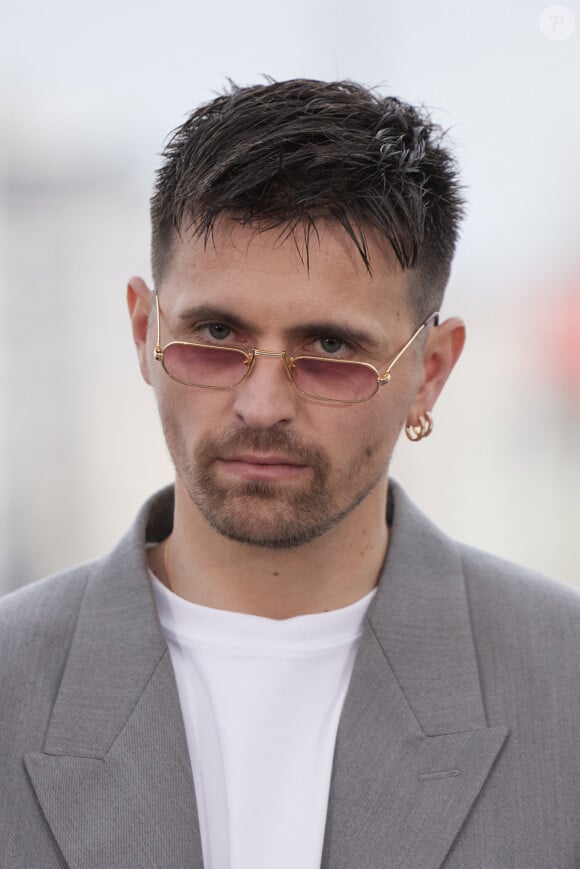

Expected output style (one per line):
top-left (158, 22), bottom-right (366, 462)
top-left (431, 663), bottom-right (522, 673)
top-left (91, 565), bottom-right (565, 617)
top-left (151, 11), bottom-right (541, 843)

top-left (25, 487), bottom-right (205, 868)
top-left (25, 482), bottom-right (507, 869)
top-left (321, 481), bottom-right (508, 869)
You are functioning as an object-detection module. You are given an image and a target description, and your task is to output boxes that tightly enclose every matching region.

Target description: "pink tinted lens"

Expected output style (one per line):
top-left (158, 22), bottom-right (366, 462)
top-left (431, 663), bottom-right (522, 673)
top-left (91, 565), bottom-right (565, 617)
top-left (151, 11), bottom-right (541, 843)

top-left (293, 357), bottom-right (377, 401)
top-left (163, 343), bottom-right (248, 387)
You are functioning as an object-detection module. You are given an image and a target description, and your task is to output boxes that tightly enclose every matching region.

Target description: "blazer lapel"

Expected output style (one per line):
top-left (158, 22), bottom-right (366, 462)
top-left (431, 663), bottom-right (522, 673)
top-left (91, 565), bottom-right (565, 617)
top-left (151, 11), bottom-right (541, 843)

top-left (321, 482), bottom-right (508, 869)
top-left (23, 482), bottom-right (508, 868)
top-left (24, 489), bottom-right (204, 869)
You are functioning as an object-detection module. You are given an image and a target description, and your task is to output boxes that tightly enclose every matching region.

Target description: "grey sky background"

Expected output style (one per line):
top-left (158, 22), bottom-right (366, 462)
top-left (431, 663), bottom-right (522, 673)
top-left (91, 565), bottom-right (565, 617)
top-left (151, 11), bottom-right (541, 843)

top-left (1, 0), bottom-right (579, 591)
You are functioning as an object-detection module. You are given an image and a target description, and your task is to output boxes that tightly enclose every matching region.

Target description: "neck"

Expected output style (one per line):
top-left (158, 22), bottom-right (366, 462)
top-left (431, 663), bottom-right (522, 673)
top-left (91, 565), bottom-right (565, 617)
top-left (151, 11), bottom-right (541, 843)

top-left (148, 477), bottom-right (390, 620)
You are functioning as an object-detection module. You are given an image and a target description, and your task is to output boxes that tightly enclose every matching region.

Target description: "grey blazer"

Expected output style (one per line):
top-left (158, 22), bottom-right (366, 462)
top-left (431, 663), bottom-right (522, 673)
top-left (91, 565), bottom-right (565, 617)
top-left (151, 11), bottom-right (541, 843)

top-left (1, 482), bottom-right (580, 868)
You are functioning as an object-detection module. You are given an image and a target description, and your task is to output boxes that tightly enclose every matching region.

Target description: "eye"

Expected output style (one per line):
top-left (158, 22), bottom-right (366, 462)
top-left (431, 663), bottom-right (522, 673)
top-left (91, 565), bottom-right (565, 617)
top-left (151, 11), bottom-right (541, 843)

top-left (206, 323), bottom-right (231, 340)
top-left (319, 337), bottom-right (346, 355)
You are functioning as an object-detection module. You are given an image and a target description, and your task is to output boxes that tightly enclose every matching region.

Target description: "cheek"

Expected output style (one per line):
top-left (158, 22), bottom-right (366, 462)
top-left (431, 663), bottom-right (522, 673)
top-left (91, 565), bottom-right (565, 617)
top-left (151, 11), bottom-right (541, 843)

top-left (327, 401), bottom-right (401, 465)
top-left (367, 397), bottom-right (409, 458)
top-left (154, 383), bottom-right (195, 445)
top-left (155, 385), bottom-right (231, 444)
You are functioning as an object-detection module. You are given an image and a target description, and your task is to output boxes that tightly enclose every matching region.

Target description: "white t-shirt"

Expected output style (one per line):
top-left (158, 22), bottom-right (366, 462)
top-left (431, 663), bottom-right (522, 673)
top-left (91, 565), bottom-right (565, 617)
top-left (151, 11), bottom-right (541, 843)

top-left (150, 571), bottom-right (375, 869)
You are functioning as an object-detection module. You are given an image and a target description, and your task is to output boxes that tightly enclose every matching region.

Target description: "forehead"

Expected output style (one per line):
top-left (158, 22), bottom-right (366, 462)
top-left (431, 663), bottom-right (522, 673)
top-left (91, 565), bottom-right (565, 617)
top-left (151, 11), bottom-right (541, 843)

top-left (159, 219), bottom-right (412, 336)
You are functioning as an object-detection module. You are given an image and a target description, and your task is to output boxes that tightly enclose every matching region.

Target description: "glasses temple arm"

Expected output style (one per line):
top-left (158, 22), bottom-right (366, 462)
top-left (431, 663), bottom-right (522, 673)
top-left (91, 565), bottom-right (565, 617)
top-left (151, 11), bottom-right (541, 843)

top-left (154, 292), bottom-right (163, 360)
top-left (379, 312), bottom-right (440, 383)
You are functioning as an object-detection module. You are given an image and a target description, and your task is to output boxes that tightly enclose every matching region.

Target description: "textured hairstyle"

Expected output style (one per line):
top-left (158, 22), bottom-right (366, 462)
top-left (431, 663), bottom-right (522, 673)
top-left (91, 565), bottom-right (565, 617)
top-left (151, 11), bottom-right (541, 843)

top-left (150, 78), bottom-right (465, 319)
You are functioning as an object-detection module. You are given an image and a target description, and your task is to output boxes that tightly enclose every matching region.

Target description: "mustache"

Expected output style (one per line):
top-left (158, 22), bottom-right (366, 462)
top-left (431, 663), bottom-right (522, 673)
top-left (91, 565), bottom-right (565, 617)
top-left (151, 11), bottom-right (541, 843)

top-left (195, 425), bottom-right (327, 468)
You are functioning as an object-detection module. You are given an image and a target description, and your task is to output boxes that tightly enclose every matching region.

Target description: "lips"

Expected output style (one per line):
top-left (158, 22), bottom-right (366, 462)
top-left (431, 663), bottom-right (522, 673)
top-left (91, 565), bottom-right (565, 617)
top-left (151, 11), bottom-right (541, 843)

top-left (220, 453), bottom-right (307, 466)
top-left (216, 453), bottom-right (309, 481)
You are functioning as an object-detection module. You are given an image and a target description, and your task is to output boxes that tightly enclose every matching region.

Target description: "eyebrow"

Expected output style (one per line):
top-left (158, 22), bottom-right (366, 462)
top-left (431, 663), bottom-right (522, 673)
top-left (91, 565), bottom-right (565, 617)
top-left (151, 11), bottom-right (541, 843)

top-left (176, 304), bottom-right (382, 349)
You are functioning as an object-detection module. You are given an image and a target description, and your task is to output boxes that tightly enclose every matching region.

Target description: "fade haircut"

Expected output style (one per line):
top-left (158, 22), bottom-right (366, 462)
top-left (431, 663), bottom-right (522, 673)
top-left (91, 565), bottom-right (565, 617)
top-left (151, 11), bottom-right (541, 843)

top-left (150, 78), bottom-right (465, 320)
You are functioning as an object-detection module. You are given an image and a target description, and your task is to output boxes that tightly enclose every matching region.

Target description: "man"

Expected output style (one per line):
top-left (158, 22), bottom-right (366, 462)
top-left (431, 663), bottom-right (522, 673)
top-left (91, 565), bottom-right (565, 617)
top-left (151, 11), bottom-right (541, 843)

top-left (1, 79), bottom-right (579, 868)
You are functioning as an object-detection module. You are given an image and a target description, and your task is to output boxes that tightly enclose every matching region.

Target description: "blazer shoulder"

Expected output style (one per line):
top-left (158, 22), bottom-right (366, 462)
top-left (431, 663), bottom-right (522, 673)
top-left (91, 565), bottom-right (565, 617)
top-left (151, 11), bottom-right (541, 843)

top-left (0, 560), bottom-right (92, 629)
top-left (457, 541), bottom-right (580, 678)
top-left (458, 540), bottom-right (580, 618)
top-left (0, 562), bottom-right (92, 685)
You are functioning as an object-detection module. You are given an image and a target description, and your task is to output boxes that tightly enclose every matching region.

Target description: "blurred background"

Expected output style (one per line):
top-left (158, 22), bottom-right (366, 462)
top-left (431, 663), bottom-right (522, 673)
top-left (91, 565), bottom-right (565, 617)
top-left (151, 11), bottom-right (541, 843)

top-left (1, 0), bottom-right (579, 596)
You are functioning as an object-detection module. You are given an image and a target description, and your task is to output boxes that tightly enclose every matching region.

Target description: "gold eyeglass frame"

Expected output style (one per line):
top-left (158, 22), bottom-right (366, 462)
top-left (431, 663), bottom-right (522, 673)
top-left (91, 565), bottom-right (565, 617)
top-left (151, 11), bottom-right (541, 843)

top-left (153, 291), bottom-right (439, 405)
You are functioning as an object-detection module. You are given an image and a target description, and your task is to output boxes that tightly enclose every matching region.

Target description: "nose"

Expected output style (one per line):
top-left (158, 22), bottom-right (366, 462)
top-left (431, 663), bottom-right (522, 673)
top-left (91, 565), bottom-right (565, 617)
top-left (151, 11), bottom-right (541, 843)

top-left (232, 352), bottom-right (298, 429)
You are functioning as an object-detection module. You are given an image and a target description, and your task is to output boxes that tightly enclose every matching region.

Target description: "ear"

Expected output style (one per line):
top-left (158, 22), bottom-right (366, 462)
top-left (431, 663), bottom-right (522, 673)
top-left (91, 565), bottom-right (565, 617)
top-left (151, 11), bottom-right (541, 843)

top-left (406, 316), bottom-right (466, 427)
top-left (127, 276), bottom-right (154, 385)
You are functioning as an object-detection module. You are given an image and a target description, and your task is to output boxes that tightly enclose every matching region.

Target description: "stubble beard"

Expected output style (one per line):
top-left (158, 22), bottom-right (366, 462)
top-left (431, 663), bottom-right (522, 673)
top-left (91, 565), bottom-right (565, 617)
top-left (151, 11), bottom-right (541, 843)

top-left (163, 422), bottom-right (386, 550)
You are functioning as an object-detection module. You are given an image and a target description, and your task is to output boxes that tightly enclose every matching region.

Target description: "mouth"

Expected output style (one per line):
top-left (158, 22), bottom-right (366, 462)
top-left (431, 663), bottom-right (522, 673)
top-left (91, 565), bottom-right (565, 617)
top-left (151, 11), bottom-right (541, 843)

top-left (216, 453), bottom-right (310, 482)
top-left (222, 452), bottom-right (306, 465)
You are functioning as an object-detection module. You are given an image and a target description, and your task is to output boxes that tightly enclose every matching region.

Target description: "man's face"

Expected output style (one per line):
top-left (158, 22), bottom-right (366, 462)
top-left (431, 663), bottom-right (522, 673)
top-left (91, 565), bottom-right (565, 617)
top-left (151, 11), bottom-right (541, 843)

top-left (137, 220), bottom-right (424, 549)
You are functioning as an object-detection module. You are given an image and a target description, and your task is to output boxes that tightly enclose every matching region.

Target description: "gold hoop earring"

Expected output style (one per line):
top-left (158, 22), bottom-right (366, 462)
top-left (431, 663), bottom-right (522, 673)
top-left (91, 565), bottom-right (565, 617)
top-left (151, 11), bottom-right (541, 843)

top-left (405, 411), bottom-right (433, 442)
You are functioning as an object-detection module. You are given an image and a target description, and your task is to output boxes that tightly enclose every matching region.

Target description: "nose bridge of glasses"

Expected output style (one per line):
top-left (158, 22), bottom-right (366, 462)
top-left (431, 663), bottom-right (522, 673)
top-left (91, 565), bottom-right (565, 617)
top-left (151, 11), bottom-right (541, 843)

top-left (250, 348), bottom-right (294, 381)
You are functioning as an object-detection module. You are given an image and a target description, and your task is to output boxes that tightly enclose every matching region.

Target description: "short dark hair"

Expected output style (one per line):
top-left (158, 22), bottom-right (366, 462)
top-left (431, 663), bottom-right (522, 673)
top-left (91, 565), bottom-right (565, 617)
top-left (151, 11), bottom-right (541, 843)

top-left (150, 78), bottom-right (465, 319)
